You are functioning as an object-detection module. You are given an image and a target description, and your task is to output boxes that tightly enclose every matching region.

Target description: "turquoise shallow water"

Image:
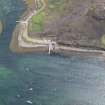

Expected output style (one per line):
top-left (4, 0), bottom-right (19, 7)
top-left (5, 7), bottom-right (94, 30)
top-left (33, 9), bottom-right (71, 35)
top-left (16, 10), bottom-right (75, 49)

top-left (0, 0), bottom-right (105, 105)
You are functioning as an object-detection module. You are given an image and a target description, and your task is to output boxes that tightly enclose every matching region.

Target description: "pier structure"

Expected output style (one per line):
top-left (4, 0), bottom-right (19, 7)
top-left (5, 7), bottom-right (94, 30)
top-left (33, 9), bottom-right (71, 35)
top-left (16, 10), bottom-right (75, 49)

top-left (48, 40), bottom-right (56, 54)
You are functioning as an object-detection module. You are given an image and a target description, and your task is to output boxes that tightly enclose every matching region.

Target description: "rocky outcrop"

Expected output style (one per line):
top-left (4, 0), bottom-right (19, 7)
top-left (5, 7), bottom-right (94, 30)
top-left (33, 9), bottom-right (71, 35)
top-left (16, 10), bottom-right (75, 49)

top-left (30, 0), bottom-right (105, 49)
top-left (57, 5), bottom-right (105, 48)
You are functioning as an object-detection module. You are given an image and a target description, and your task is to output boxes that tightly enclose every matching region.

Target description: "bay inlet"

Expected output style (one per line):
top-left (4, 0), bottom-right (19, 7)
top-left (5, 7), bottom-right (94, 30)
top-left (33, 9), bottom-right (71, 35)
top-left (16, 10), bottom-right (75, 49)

top-left (0, 0), bottom-right (105, 105)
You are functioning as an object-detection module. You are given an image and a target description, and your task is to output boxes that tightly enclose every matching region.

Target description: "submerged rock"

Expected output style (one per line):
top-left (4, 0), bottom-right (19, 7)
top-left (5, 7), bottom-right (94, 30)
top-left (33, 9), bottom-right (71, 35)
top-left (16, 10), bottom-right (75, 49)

top-left (28, 88), bottom-right (33, 91)
top-left (0, 66), bottom-right (14, 79)
top-left (26, 100), bottom-right (33, 104)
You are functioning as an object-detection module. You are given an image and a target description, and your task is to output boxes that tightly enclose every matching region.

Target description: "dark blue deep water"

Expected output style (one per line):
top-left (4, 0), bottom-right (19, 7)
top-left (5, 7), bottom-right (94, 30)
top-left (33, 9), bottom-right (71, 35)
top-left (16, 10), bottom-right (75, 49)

top-left (0, 0), bottom-right (105, 105)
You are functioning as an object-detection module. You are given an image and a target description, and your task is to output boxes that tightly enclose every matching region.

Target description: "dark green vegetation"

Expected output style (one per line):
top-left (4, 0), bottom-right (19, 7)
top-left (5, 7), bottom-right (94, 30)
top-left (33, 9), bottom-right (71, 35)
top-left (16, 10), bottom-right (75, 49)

top-left (28, 0), bottom-right (105, 50)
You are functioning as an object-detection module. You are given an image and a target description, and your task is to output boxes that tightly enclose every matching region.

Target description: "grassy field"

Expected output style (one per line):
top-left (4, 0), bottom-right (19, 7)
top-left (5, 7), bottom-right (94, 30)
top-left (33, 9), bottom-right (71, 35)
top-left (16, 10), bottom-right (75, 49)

top-left (28, 11), bottom-right (45, 32)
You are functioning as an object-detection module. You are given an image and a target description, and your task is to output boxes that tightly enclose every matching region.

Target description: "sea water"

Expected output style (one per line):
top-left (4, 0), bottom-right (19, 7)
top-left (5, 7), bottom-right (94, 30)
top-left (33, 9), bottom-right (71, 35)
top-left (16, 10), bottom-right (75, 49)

top-left (0, 0), bottom-right (105, 105)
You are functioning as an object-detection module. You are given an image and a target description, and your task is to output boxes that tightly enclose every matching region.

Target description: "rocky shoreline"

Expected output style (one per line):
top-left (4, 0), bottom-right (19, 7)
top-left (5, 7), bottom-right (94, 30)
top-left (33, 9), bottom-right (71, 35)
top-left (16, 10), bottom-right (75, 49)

top-left (10, 25), bottom-right (105, 58)
top-left (10, 23), bottom-right (105, 58)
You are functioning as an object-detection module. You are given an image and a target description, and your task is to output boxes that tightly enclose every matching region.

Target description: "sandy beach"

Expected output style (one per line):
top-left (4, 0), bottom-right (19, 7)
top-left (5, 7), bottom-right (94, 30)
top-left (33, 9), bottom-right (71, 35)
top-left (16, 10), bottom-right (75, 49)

top-left (0, 21), bottom-right (3, 35)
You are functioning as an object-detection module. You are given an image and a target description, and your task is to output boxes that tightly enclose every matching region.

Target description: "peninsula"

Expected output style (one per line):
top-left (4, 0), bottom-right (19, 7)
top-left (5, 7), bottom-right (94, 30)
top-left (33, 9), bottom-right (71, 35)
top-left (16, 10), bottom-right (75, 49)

top-left (10, 0), bottom-right (105, 56)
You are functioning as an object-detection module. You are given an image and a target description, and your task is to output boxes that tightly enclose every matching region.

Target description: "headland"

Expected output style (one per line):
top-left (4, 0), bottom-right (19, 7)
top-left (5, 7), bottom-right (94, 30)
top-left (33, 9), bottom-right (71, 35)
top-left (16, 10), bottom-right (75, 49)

top-left (10, 0), bottom-right (105, 57)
